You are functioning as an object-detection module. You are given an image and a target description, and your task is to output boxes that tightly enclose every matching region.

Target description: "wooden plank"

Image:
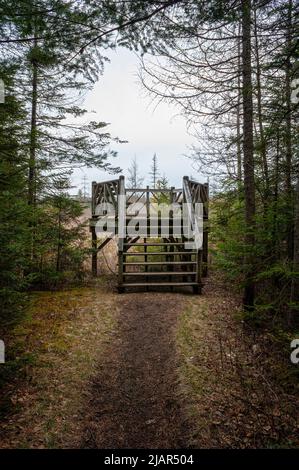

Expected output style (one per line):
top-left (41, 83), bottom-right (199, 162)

top-left (118, 175), bottom-right (125, 251)
top-left (123, 261), bottom-right (196, 265)
top-left (201, 182), bottom-right (209, 277)
top-left (97, 237), bottom-right (113, 252)
top-left (118, 251), bottom-right (124, 292)
top-left (95, 185), bottom-right (103, 205)
top-left (122, 282), bottom-right (198, 287)
top-left (105, 182), bottom-right (117, 209)
top-left (117, 175), bottom-right (126, 292)
top-left (126, 191), bottom-right (136, 204)
top-left (125, 188), bottom-right (173, 193)
top-left (126, 236), bottom-right (140, 244)
top-left (144, 236), bottom-right (148, 290)
top-left (132, 191), bottom-right (147, 206)
top-left (123, 272), bottom-right (197, 276)
top-left (123, 251), bottom-right (196, 256)
top-left (91, 227), bottom-right (97, 277)
top-left (196, 249), bottom-right (202, 294)
top-left (124, 242), bottom-right (184, 246)
top-left (91, 181), bottom-right (97, 215)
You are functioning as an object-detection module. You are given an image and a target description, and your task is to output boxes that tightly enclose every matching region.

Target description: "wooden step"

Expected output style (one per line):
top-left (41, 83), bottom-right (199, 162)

top-left (122, 282), bottom-right (198, 287)
top-left (124, 229), bottom-right (191, 234)
top-left (125, 217), bottom-right (184, 221)
top-left (123, 251), bottom-right (196, 256)
top-left (117, 221), bottom-right (191, 229)
top-left (124, 242), bottom-right (184, 247)
top-left (123, 272), bottom-right (197, 276)
top-left (123, 261), bottom-right (196, 265)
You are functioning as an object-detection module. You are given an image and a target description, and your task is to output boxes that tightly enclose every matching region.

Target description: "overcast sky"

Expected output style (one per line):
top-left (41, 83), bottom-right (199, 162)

top-left (72, 48), bottom-right (204, 195)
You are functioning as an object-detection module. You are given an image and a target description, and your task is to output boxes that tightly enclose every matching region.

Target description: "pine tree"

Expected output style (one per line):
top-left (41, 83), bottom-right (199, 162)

top-left (156, 174), bottom-right (170, 204)
top-left (30, 178), bottom-right (87, 286)
top-left (241, 0), bottom-right (256, 310)
top-left (0, 63), bottom-right (29, 317)
top-left (149, 153), bottom-right (159, 188)
top-left (156, 174), bottom-right (169, 190)
top-left (127, 157), bottom-right (144, 188)
top-left (1, 0), bottom-right (121, 276)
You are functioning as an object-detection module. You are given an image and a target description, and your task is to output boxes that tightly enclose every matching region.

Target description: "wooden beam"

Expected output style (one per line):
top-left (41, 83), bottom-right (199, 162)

top-left (91, 226), bottom-right (97, 277)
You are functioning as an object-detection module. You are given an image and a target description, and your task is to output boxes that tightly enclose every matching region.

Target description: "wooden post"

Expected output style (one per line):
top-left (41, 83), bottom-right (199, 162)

top-left (202, 182), bottom-right (209, 277)
top-left (92, 224), bottom-right (97, 277)
top-left (91, 181), bottom-right (96, 216)
top-left (118, 249), bottom-right (124, 293)
top-left (145, 187), bottom-right (150, 290)
top-left (194, 249), bottom-right (202, 294)
top-left (144, 237), bottom-right (149, 291)
top-left (91, 181), bottom-right (97, 277)
top-left (118, 175), bottom-right (125, 293)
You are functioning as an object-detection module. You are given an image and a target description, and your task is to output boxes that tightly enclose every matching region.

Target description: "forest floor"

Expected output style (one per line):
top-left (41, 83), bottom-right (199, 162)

top-left (0, 272), bottom-right (298, 448)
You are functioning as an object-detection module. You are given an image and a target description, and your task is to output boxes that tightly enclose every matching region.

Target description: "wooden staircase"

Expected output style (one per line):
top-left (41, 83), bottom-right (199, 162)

top-left (90, 176), bottom-right (208, 293)
top-left (120, 239), bottom-right (200, 293)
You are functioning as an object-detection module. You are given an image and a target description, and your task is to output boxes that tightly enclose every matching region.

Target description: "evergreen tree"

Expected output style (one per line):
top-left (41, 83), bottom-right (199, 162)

top-left (149, 153), bottom-right (159, 188)
top-left (1, 0), bottom-right (122, 278)
top-left (36, 178), bottom-right (87, 286)
top-left (156, 174), bottom-right (169, 190)
top-left (127, 156), bottom-right (144, 188)
top-left (156, 174), bottom-right (170, 204)
top-left (0, 63), bottom-right (29, 317)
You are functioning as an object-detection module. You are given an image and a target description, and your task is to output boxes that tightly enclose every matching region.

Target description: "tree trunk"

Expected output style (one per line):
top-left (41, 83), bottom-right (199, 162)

top-left (272, 130), bottom-right (280, 256)
top-left (242, 0), bottom-right (256, 310)
top-left (236, 23), bottom-right (242, 197)
top-left (285, 0), bottom-right (293, 260)
top-left (289, 175), bottom-right (299, 327)
top-left (56, 204), bottom-right (62, 273)
top-left (253, 7), bottom-right (269, 202)
top-left (28, 37), bottom-right (38, 207)
top-left (27, 34), bottom-right (39, 267)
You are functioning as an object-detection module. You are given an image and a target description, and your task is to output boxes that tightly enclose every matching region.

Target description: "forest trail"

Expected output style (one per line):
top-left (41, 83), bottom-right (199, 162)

top-left (0, 275), bottom-right (297, 449)
top-left (80, 293), bottom-right (187, 448)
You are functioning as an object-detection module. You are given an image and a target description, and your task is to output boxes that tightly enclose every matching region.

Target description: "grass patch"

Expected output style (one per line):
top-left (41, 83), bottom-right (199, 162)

top-left (0, 276), bottom-right (119, 448)
top-left (176, 279), bottom-right (298, 448)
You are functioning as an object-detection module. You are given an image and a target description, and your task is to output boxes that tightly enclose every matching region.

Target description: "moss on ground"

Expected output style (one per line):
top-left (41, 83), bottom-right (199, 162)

top-left (0, 276), bottom-right (118, 448)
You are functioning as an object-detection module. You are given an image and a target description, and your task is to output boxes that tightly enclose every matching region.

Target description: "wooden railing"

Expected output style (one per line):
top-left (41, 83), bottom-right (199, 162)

top-left (91, 178), bottom-right (119, 216)
top-left (183, 176), bottom-right (203, 250)
top-left (91, 175), bottom-right (209, 279)
top-left (117, 175), bottom-right (125, 251)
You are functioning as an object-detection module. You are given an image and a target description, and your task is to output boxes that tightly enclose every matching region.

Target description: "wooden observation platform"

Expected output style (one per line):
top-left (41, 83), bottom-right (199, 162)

top-left (90, 176), bottom-right (208, 293)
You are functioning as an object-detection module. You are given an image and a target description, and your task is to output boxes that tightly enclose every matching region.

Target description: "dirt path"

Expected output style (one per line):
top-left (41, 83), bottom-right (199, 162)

top-left (1, 275), bottom-right (297, 448)
top-left (80, 293), bottom-right (188, 448)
